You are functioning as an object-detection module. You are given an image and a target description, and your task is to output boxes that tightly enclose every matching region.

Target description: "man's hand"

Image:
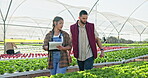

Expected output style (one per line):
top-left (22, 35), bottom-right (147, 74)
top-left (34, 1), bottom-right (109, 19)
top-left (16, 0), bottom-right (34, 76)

top-left (57, 45), bottom-right (66, 50)
top-left (99, 52), bottom-right (104, 58)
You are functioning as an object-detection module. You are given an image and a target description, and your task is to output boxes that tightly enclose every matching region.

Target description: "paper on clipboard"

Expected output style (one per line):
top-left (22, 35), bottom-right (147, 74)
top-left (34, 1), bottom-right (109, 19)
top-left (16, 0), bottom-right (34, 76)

top-left (48, 42), bottom-right (62, 50)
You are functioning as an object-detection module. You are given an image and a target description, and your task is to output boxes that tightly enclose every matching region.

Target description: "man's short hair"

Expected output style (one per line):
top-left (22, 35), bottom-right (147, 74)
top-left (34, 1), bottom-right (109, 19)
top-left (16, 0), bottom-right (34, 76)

top-left (79, 10), bottom-right (88, 16)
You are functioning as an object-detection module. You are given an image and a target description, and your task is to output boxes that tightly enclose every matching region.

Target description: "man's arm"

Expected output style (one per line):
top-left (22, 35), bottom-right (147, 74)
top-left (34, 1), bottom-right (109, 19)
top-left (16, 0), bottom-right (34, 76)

top-left (96, 37), bottom-right (103, 49)
top-left (96, 37), bottom-right (104, 57)
top-left (94, 29), bottom-right (104, 57)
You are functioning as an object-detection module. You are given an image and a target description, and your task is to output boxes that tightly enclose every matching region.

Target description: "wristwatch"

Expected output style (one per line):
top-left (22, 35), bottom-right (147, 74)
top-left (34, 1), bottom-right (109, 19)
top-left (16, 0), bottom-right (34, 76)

top-left (100, 49), bottom-right (104, 51)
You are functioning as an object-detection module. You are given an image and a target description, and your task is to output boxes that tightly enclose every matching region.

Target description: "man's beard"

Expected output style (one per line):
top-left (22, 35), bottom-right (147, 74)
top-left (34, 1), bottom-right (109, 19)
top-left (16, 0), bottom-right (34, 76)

top-left (80, 20), bottom-right (86, 24)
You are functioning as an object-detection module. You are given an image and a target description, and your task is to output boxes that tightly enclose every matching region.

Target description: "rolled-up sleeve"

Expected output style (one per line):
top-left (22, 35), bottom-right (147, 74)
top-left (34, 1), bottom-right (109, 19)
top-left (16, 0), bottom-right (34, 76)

top-left (43, 33), bottom-right (50, 48)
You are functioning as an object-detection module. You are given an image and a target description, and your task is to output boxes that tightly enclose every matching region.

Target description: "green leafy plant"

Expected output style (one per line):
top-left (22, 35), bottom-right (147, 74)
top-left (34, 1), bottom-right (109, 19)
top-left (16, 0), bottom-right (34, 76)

top-left (36, 61), bottom-right (148, 78)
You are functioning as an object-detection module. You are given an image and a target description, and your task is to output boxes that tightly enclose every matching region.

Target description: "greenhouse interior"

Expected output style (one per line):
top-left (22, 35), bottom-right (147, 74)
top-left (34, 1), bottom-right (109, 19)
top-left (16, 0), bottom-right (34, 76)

top-left (0, 0), bottom-right (148, 78)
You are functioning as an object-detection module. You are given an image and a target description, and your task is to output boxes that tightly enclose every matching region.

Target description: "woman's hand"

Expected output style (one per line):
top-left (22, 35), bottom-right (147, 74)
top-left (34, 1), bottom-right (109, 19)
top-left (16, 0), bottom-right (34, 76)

top-left (43, 46), bottom-right (48, 51)
top-left (57, 45), bottom-right (66, 50)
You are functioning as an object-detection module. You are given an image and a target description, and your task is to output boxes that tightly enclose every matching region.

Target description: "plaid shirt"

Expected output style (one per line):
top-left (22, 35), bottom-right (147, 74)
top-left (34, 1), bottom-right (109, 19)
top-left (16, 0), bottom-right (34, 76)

top-left (43, 30), bottom-right (71, 69)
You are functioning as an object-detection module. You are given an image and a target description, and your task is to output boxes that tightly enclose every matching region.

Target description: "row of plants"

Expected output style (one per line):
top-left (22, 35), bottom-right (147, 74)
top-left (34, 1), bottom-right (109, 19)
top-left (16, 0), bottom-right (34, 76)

top-left (70, 48), bottom-right (148, 66)
top-left (0, 48), bottom-right (147, 75)
top-left (36, 61), bottom-right (148, 78)
top-left (102, 43), bottom-right (148, 47)
top-left (0, 58), bottom-right (47, 75)
top-left (0, 53), bottom-right (48, 59)
top-left (0, 46), bottom-right (129, 59)
top-left (97, 46), bottom-right (129, 51)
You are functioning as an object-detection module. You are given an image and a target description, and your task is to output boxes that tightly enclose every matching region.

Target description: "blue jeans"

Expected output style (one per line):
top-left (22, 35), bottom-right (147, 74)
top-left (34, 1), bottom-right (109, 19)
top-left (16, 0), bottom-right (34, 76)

top-left (50, 51), bottom-right (67, 75)
top-left (77, 57), bottom-right (94, 71)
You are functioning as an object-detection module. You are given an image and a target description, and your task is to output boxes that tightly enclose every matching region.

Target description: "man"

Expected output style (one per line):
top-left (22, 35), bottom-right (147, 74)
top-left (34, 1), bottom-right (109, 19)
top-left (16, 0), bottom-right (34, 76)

top-left (70, 10), bottom-right (104, 71)
top-left (6, 39), bottom-right (17, 54)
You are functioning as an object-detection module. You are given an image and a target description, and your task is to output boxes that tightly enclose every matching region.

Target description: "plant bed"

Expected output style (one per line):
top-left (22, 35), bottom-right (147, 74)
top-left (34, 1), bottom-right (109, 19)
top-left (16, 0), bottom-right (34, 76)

top-left (0, 46), bottom-right (131, 60)
top-left (0, 48), bottom-right (147, 75)
top-left (0, 55), bottom-right (148, 78)
top-left (0, 53), bottom-right (48, 60)
top-left (36, 61), bottom-right (148, 78)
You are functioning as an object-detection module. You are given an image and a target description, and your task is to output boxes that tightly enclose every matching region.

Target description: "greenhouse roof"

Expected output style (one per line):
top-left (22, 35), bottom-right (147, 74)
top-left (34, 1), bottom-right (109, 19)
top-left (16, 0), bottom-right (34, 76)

top-left (0, 0), bottom-right (148, 41)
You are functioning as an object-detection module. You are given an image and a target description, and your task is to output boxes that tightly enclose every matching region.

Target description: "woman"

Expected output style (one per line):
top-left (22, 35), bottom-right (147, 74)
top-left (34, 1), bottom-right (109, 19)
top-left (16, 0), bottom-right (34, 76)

top-left (43, 16), bottom-right (71, 75)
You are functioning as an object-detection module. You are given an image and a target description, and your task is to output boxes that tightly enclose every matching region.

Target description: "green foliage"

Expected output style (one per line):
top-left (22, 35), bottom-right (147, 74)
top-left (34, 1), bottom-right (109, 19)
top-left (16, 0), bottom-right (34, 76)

top-left (0, 58), bottom-right (47, 74)
top-left (0, 48), bottom-right (147, 75)
top-left (94, 48), bottom-right (148, 64)
top-left (36, 61), bottom-right (148, 78)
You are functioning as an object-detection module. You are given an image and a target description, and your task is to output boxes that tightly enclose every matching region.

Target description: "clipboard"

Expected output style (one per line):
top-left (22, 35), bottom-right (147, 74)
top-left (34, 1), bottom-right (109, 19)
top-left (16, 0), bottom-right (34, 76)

top-left (48, 42), bottom-right (62, 50)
